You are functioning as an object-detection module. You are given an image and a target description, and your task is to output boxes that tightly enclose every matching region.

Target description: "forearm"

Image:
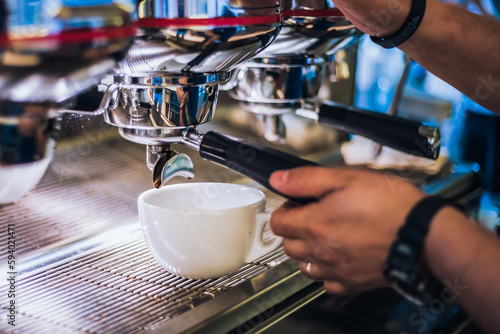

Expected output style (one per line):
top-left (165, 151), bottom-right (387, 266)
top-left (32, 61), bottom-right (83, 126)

top-left (425, 207), bottom-right (500, 334)
top-left (398, 0), bottom-right (500, 112)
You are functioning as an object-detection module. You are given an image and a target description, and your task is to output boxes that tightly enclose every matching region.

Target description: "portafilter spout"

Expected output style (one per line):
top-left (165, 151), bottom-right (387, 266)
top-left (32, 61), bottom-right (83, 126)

top-left (148, 145), bottom-right (194, 188)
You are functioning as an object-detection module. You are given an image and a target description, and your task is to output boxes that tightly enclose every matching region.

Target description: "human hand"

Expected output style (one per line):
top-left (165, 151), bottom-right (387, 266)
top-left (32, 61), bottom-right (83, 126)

top-left (269, 167), bottom-right (425, 294)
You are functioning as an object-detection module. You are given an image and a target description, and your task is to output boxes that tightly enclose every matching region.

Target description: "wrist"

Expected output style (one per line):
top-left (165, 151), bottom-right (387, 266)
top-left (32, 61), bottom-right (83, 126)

top-left (371, 0), bottom-right (412, 38)
top-left (424, 207), bottom-right (474, 279)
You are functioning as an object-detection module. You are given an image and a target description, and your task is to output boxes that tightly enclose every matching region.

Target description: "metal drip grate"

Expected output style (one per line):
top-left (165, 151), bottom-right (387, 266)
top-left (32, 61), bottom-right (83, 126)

top-left (0, 222), bottom-right (287, 334)
top-left (0, 134), bottom-right (245, 260)
top-left (0, 134), bottom-right (289, 334)
top-left (0, 222), bottom-right (286, 333)
top-left (0, 139), bottom-right (152, 259)
top-left (0, 128), bottom-right (456, 334)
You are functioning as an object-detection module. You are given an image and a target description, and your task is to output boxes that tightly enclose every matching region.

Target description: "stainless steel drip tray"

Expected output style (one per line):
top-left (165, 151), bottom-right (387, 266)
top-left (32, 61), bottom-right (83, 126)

top-left (0, 126), bottom-right (482, 334)
top-left (8, 218), bottom-right (299, 334)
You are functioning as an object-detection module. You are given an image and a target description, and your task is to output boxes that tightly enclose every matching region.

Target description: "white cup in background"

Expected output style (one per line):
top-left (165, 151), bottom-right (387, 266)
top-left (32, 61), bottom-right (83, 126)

top-left (138, 182), bottom-right (282, 279)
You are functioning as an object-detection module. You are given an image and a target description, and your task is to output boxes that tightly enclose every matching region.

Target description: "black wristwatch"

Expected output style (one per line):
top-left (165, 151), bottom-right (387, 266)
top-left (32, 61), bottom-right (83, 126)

top-left (384, 196), bottom-right (464, 305)
top-left (370, 0), bottom-right (426, 49)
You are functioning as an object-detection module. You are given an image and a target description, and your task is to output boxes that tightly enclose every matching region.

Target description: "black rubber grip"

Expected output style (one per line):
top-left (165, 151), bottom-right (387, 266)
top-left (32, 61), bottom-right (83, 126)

top-left (199, 131), bottom-right (318, 204)
top-left (318, 102), bottom-right (440, 159)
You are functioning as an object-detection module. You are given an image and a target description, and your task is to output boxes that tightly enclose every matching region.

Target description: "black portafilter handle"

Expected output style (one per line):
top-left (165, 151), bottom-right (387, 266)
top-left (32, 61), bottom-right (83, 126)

top-left (199, 131), bottom-right (318, 205)
top-left (317, 102), bottom-right (441, 160)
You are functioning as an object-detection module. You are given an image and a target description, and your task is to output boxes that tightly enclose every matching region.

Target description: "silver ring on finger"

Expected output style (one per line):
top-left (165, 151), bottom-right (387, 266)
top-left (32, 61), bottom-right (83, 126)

top-left (306, 262), bottom-right (322, 282)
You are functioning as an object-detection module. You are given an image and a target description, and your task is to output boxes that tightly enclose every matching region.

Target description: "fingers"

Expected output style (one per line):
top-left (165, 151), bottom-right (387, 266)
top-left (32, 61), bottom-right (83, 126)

top-left (270, 201), bottom-right (314, 239)
top-left (282, 239), bottom-right (310, 259)
top-left (269, 167), bottom-right (353, 199)
top-left (324, 281), bottom-right (349, 295)
top-left (300, 261), bottom-right (351, 294)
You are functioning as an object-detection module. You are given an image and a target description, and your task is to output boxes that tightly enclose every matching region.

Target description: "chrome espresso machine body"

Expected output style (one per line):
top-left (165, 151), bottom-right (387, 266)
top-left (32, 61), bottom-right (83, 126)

top-left (68, 0), bottom-right (302, 193)
top-left (69, 0), bottom-right (440, 200)
top-left (0, 0), bottom-right (135, 203)
top-left (0, 1), bottom-right (483, 333)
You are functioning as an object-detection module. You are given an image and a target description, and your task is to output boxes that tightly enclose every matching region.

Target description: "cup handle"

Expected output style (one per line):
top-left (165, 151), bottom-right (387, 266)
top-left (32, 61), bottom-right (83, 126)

top-left (245, 212), bottom-right (283, 263)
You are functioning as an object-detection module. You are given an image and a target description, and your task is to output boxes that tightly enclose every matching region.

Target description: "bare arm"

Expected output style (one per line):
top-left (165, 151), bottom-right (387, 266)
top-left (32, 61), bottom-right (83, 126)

top-left (425, 207), bottom-right (500, 334)
top-left (399, 0), bottom-right (500, 112)
top-left (334, 0), bottom-right (500, 112)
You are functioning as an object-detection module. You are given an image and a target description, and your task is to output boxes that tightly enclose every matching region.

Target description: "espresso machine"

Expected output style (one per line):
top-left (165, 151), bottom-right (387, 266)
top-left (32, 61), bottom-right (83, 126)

top-left (61, 0), bottom-right (440, 203)
top-left (0, 1), bottom-right (483, 333)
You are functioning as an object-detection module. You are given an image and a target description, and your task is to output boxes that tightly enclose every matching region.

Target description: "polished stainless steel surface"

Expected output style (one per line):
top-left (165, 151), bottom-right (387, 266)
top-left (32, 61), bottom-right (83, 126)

top-left (0, 1), bottom-right (134, 103)
top-left (137, 0), bottom-right (280, 18)
top-left (259, 20), bottom-right (359, 59)
top-left (418, 124), bottom-right (442, 159)
top-left (0, 1), bottom-right (135, 203)
top-left (2, 228), bottom-right (289, 334)
top-left (155, 152), bottom-right (194, 187)
top-left (228, 0), bottom-right (361, 141)
top-left (229, 60), bottom-right (326, 112)
top-left (0, 58), bottom-right (116, 104)
top-left (147, 144), bottom-right (171, 171)
top-left (0, 130), bottom-right (481, 334)
top-left (119, 25), bottom-right (280, 74)
top-left (0, 3), bottom-right (481, 333)
top-left (260, 114), bottom-right (288, 142)
top-left (76, 72), bottom-right (228, 148)
top-left (103, 73), bottom-right (227, 132)
top-left (128, 0), bottom-right (281, 74)
top-left (0, 133), bottom-right (291, 334)
top-left (88, 0), bottom-right (282, 153)
top-left (228, 0), bottom-right (361, 108)
top-left (119, 126), bottom-right (188, 145)
top-left (260, 0), bottom-right (359, 58)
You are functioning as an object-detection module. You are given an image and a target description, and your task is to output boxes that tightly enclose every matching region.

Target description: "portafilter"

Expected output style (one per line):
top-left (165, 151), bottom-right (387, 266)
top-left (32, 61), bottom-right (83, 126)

top-left (229, 1), bottom-right (440, 160)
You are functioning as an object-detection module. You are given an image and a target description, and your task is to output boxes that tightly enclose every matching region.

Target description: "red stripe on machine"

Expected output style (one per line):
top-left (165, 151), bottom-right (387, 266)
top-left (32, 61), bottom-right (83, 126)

top-left (282, 9), bottom-right (344, 18)
top-left (136, 14), bottom-right (283, 28)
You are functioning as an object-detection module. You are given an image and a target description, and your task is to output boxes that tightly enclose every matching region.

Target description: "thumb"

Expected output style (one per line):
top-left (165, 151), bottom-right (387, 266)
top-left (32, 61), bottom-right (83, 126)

top-left (269, 167), bottom-right (350, 199)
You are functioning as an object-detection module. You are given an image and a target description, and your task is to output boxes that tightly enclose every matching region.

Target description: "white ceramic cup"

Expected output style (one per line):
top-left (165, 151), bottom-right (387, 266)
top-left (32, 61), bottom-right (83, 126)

top-left (138, 182), bottom-right (283, 279)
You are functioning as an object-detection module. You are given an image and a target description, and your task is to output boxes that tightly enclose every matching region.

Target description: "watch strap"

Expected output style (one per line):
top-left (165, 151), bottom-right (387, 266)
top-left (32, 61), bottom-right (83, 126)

top-left (384, 196), bottom-right (464, 305)
top-left (370, 0), bottom-right (426, 49)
